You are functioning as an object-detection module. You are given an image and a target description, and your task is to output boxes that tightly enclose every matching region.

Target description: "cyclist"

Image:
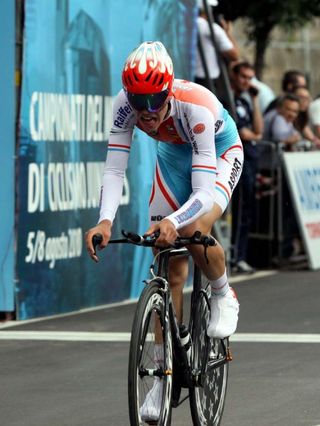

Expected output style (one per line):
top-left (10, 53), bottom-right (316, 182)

top-left (86, 41), bottom-right (242, 421)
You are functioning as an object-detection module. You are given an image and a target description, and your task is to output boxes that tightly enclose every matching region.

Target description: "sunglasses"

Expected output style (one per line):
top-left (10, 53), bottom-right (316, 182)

top-left (126, 90), bottom-right (169, 112)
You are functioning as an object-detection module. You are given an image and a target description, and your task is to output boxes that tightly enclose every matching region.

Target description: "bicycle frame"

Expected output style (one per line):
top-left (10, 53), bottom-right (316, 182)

top-left (153, 246), bottom-right (230, 395)
top-left (149, 247), bottom-right (193, 387)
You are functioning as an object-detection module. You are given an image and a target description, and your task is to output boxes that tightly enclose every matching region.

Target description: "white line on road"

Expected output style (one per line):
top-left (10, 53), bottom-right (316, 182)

top-left (0, 331), bottom-right (320, 343)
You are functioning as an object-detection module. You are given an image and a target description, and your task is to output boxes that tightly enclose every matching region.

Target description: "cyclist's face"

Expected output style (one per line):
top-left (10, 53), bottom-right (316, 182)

top-left (279, 99), bottom-right (299, 122)
top-left (137, 101), bottom-right (170, 134)
top-left (294, 87), bottom-right (311, 112)
top-left (233, 67), bottom-right (255, 93)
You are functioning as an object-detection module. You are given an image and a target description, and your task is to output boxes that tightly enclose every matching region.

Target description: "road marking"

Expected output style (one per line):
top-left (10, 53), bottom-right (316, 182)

top-left (0, 331), bottom-right (320, 343)
top-left (232, 333), bottom-right (320, 343)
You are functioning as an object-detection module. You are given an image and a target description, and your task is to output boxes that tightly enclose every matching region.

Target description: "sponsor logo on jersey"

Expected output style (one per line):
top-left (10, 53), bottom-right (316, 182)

top-left (151, 215), bottom-right (166, 222)
top-left (113, 101), bottom-right (133, 128)
top-left (193, 123), bottom-right (205, 134)
top-left (215, 120), bottom-right (223, 133)
top-left (228, 157), bottom-right (242, 191)
top-left (175, 199), bottom-right (203, 224)
top-left (184, 113), bottom-right (199, 154)
top-left (165, 124), bottom-right (177, 135)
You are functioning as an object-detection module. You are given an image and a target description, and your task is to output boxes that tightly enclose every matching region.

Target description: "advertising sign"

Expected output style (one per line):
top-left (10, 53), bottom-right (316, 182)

top-left (0, 0), bottom-right (15, 312)
top-left (17, 0), bottom-right (196, 319)
top-left (283, 152), bottom-right (320, 270)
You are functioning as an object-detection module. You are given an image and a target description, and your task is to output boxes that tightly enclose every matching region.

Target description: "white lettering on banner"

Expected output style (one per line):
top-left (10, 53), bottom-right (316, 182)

top-left (294, 168), bottom-right (320, 211)
top-left (25, 228), bottom-right (82, 269)
top-left (27, 162), bottom-right (130, 213)
top-left (283, 152), bottom-right (320, 270)
top-left (29, 92), bottom-right (113, 142)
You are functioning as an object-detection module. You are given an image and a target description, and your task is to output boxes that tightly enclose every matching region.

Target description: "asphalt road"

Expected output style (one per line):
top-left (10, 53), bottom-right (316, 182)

top-left (1, 269), bottom-right (320, 426)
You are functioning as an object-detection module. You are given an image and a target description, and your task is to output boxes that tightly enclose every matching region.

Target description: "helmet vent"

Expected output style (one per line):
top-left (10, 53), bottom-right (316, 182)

top-left (127, 75), bottom-right (133, 86)
top-left (145, 71), bottom-right (153, 82)
top-left (133, 71), bottom-right (140, 82)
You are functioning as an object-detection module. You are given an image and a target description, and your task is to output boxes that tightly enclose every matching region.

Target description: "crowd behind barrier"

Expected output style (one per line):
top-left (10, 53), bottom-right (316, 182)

top-left (194, 4), bottom-right (319, 274)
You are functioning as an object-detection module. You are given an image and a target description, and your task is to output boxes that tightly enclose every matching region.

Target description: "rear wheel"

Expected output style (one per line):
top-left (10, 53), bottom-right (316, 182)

top-left (128, 280), bottom-right (173, 425)
top-left (189, 285), bottom-right (229, 426)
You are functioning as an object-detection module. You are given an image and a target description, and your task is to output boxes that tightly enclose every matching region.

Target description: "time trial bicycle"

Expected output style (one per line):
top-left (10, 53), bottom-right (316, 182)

top-left (93, 230), bottom-right (232, 426)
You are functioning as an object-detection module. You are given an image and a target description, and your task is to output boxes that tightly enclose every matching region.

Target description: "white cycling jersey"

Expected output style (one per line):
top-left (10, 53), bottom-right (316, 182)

top-left (99, 79), bottom-right (243, 229)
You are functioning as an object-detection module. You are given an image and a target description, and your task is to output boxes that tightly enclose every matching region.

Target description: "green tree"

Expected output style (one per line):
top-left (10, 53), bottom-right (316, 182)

top-left (215, 0), bottom-right (320, 78)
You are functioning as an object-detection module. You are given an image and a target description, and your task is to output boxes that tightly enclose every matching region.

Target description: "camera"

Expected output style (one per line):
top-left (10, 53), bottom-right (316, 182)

top-left (248, 86), bottom-right (259, 96)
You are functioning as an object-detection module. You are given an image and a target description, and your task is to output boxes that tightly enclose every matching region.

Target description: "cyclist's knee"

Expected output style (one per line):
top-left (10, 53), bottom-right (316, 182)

top-left (169, 257), bottom-right (188, 289)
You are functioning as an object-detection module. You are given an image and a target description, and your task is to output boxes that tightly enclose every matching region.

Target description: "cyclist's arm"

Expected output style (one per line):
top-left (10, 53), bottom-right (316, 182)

top-left (99, 130), bottom-right (133, 224)
top-left (166, 106), bottom-right (216, 229)
top-left (86, 92), bottom-right (135, 259)
top-left (99, 91), bottom-right (135, 224)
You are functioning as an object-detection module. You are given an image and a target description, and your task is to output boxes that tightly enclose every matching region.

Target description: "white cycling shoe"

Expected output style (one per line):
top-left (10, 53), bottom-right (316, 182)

top-left (140, 377), bottom-right (163, 422)
top-left (207, 287), bottom-right (239, 339)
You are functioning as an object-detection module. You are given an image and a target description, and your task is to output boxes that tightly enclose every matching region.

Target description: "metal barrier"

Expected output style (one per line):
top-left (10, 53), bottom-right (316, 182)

top-left (249, 140), bottom-right (284, 265)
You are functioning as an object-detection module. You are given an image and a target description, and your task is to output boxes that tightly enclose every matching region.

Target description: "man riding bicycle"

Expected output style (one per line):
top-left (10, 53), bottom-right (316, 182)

top-left (86, 41), bottom-right (242, 422)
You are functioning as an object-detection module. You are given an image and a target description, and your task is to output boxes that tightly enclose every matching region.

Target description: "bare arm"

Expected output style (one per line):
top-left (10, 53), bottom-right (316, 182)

top-left (220, 19), bottom-right (240, 61)
top-left (250, 92), bottom-right (264, 136)
top-left (239, 127), bottom-right (262, 142)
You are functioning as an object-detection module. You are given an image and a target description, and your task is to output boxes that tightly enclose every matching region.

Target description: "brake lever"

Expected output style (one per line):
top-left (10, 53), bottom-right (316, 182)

top-left (92, 233), bottom-right (103, 256)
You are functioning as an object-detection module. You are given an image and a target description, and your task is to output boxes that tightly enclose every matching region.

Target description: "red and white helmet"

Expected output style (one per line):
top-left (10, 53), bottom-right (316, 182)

top-left (122, 41), bottom-right (174, 95)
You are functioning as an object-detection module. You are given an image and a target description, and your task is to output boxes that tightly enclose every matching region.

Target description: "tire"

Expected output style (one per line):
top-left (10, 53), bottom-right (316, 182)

top-left (189, 285), bottom-right (229, 426)
top-left (128, 280), bottom-right (173, 425)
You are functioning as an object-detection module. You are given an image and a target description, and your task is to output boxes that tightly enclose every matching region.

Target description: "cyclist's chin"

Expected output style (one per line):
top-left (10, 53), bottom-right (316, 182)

top-left (138, 118), bottom-right (159, 133)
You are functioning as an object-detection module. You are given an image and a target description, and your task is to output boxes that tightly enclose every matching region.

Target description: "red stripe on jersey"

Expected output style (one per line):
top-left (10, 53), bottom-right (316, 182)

top-left (192, 165), bottom-right (216, 170)
top-left (149, 182), bottom-right (155, 206)
top-left (220, 144), bottom-right (243, 162)
top-left (108, 144), bottom-right (130, 149)
top-left (216, 181), bottom-right (231, 199)
top-left (156, 166), bottom-right (179, 211)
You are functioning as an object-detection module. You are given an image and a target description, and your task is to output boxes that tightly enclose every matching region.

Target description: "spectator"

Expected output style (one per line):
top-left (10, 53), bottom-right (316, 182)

top-left (263, 94), bottom-right (303, 261)
top-left (242, 76), bottom-right (276, 115)
top-left (309, 95), bottom-right (320, 139)
top-left (195, 0), bottom-right (239, 92)
top-left (264, 70), bottom-right (307, 114)
top-left (292, 86), bottom-right (320, 148)
top-left (230, 61), bottom-right (264, 273)
top-left (263, 94), bottom-right (301, 150)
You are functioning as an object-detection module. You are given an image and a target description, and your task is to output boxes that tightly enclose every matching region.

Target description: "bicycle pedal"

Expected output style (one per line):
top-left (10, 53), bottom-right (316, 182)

top-left (226, 346), bottom-right (233, 361)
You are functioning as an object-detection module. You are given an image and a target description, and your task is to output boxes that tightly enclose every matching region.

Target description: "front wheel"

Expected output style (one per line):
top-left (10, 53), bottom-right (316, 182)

top-left (189, 286), bottom-right (229, 426)
top-left (128, 280), bottom-right (173, 425)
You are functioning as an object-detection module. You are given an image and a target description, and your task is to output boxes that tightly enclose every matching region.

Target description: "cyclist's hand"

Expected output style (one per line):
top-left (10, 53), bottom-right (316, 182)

top-left (85, 220), bottom-right (112, 262)
top-left (145, 219), bottom-right (178, 247)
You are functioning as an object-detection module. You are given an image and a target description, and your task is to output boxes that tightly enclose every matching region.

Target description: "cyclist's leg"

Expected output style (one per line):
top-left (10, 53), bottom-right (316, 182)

top-left (179, 144), bottom-right (243, 338)
top-left (152, 254), bottom-right (188, 342)
top-left (180, 143), bottom-right (244, 279)
top-left (149, 146), bottom-right (193, 326)
top-left (181, 203), bottom-right (226, 279)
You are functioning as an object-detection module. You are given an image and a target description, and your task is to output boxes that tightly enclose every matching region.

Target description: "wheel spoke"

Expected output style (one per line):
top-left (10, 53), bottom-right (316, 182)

top-left (189, 289), bottom-right (229, 426)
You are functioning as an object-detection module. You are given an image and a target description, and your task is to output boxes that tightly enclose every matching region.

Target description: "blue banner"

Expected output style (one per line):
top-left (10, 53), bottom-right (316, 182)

top-left (0, 0), bottom-right (15, 312)
top-left (17, 0), bottom-right (197, 318)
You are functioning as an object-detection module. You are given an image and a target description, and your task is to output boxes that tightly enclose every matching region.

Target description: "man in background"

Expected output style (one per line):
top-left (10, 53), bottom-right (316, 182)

top-left (230, 61), bottom-right (264, 273)
top-left (264, 70), bottom-right (307, 114)
top-left (195, 0), bottom-right (239, 92)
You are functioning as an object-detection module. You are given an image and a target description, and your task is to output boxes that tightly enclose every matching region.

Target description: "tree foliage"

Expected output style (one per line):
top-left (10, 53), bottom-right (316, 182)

top-left (214, 0), bottom-right (320, 78)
